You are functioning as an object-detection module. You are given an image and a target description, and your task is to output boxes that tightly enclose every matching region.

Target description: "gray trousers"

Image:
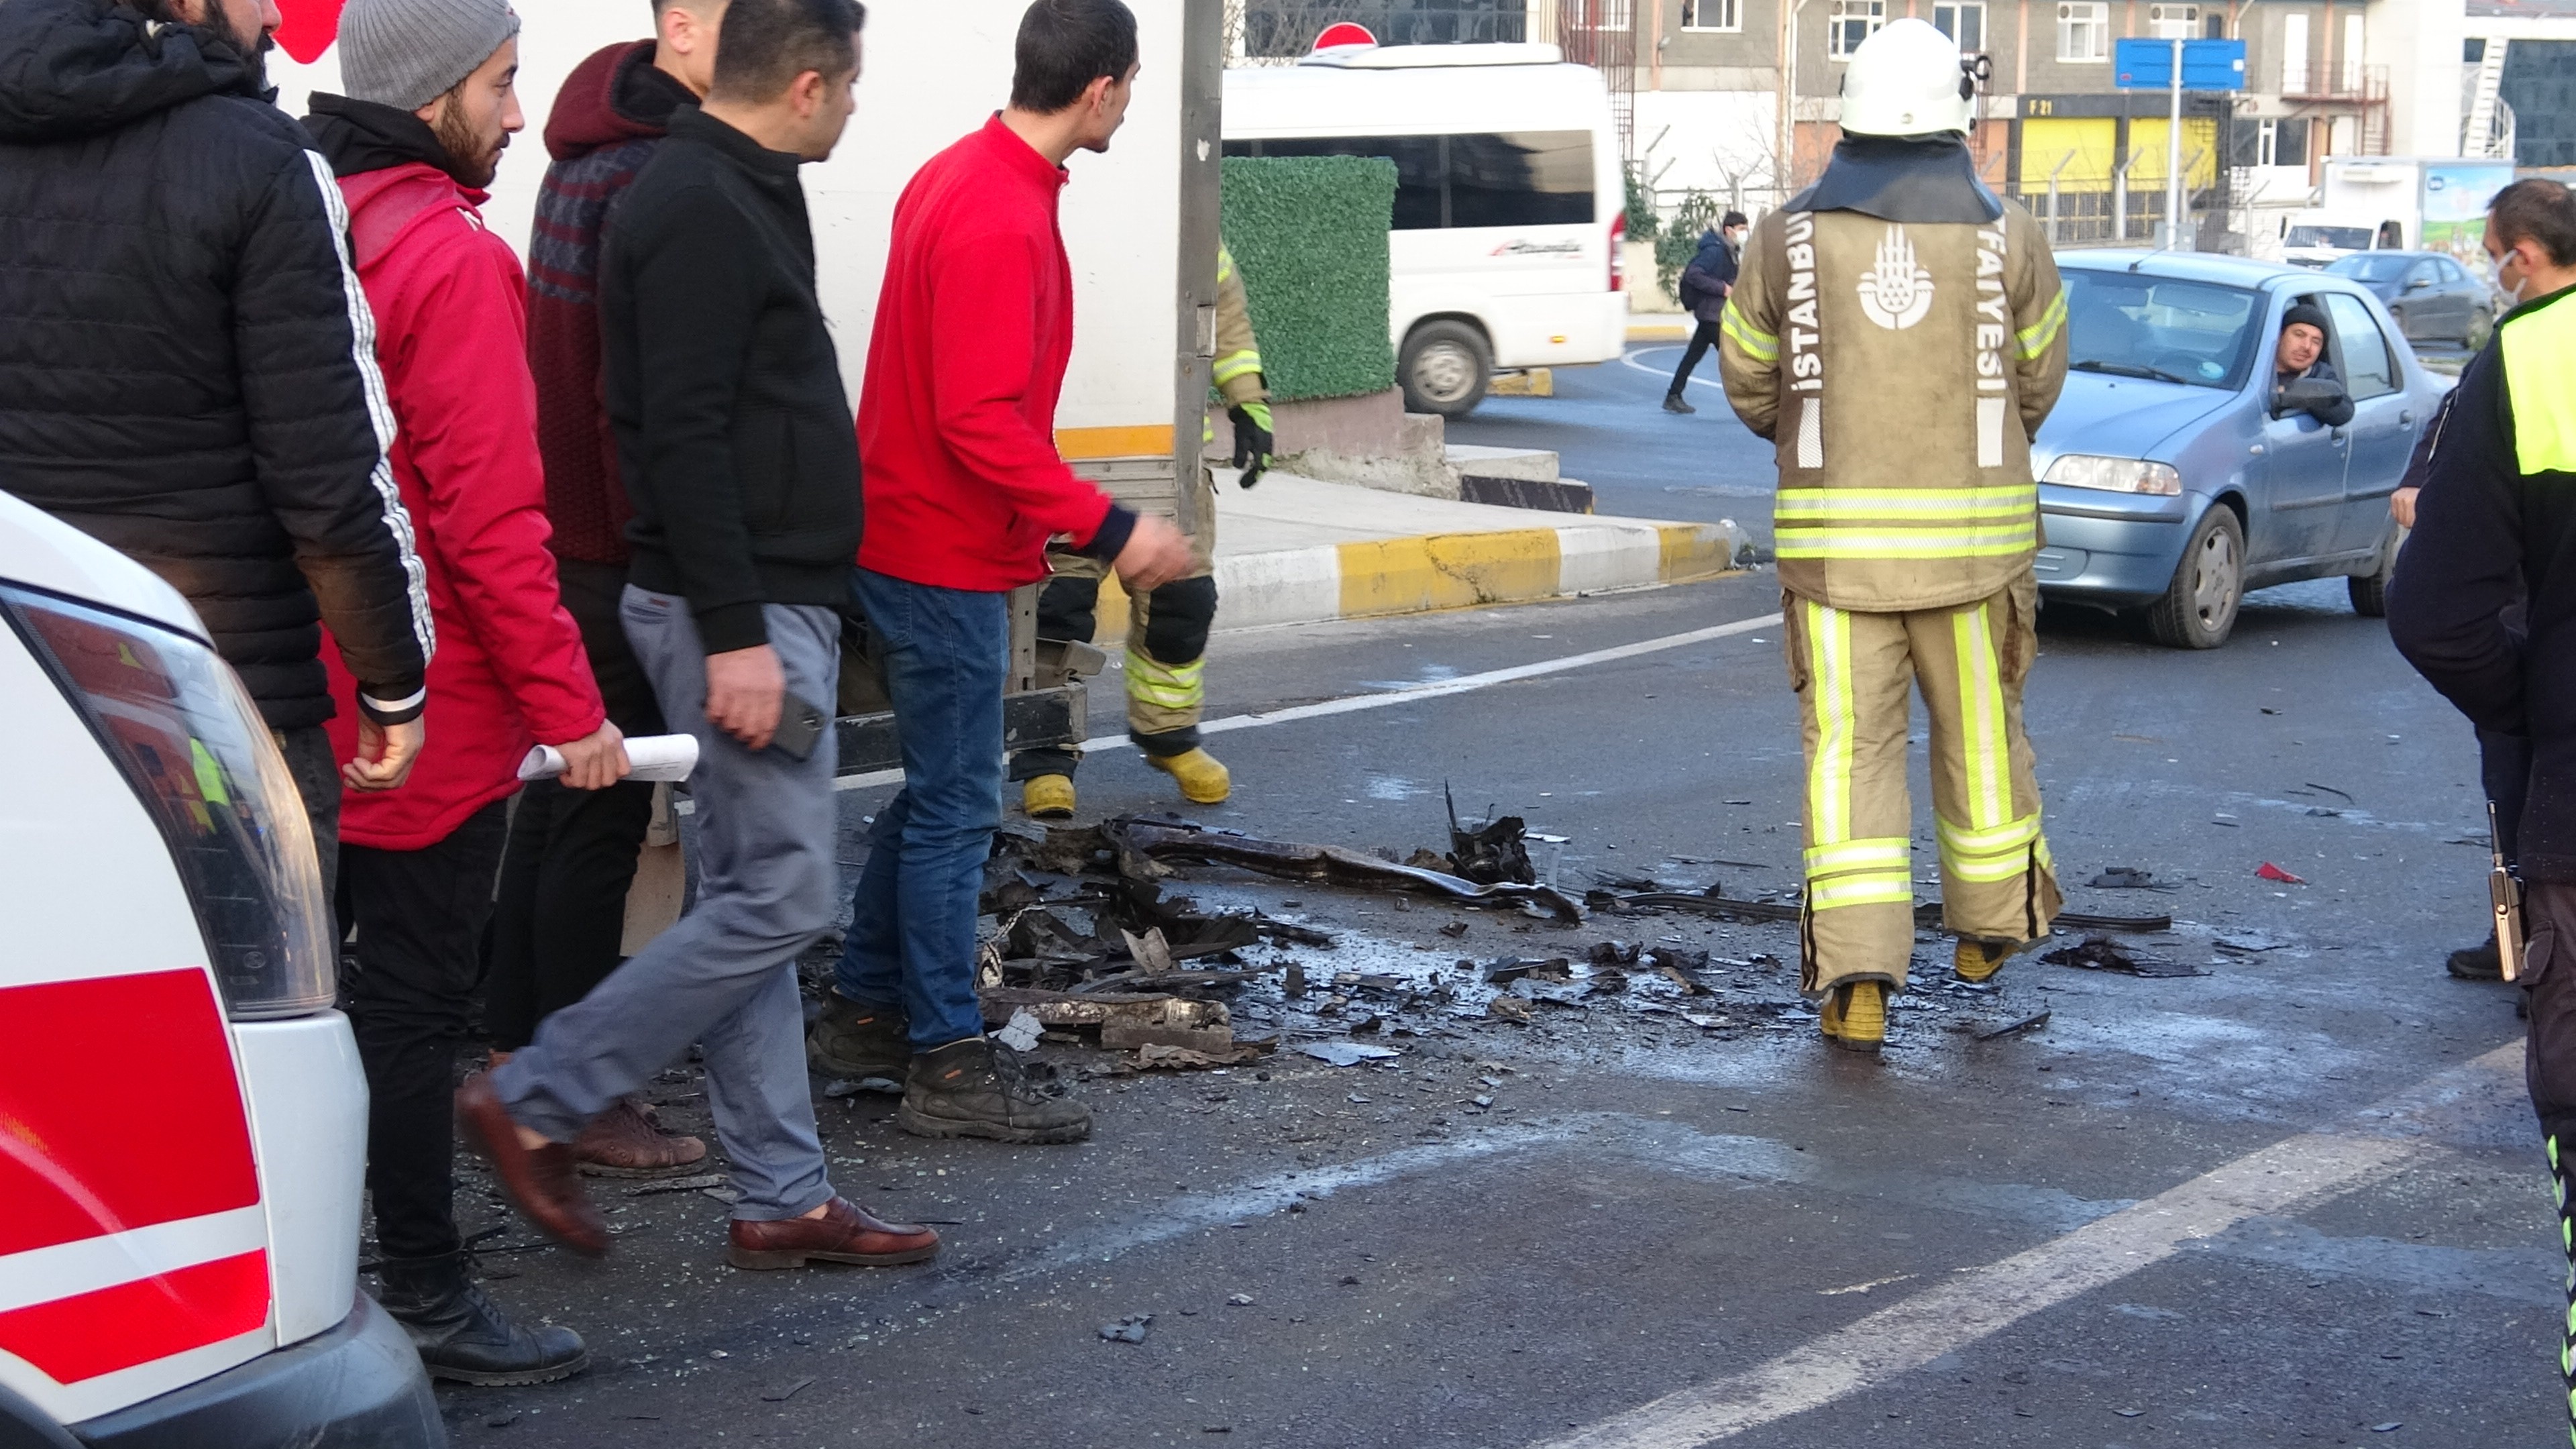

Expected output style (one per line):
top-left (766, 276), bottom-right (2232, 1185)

top-left (489, 588), bottom-right (841, 1222)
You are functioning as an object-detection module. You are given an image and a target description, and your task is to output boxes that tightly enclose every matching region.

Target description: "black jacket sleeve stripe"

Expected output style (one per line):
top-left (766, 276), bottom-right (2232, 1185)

top-left (278, 145), bottom-right (436, 693)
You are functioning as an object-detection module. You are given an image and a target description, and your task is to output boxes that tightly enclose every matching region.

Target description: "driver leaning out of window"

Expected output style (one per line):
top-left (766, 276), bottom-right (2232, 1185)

top-left (2273, 303), bottom-right (2355, 425)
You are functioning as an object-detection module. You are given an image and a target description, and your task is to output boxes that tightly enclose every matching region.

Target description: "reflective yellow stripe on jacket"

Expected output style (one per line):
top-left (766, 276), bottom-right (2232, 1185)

top-left (1774, 484), bottom-right (2038, 559)
top-left (2016, 288), bottom-right (2068, 362)
top-left (1719, 299), bottom-right (1777, 361)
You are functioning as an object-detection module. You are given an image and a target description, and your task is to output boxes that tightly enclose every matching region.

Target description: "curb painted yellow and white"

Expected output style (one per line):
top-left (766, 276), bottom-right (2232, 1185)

top-left (1097, 518), bottom-right (1748, 637)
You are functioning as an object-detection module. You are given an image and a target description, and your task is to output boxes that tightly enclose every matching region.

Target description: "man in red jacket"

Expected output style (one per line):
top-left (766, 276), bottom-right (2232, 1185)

top-left (806, 0), bottom-right (1191, 1141)
top-left (482, 0), bottom-right (728, 1179)
top-left (305, 0), bottom-right (629, 1388)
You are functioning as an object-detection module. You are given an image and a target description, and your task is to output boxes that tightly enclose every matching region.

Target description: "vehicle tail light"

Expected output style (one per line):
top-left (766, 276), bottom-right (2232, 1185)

top-left (2, 584), bottom-right (334, 1019)
top-left (1610, 211), bottom-right (1626, 292)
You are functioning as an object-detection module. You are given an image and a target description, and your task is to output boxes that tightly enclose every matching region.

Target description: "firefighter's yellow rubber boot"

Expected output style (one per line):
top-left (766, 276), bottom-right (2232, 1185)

top-left (1147, 747), bottom-right (1231, 805)
top-left (1953, 937), bottom-right (2015, 984)
top-left (1022, 774), bottom-right (1076, 822)
top-left (1818, 980), bottom-right (1887, 1053)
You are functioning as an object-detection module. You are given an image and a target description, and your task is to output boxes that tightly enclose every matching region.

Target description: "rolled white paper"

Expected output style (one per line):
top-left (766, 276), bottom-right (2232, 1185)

top-left (519, 733), bottom-right (700, 784)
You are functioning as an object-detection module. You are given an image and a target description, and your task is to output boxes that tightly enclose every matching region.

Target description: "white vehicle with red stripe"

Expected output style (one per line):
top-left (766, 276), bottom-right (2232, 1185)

top-left (0, 492), bottom-right (443, 1448)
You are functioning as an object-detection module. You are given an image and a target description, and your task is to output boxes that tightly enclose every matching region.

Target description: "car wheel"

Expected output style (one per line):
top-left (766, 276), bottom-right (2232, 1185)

top-left (2349, 521), bottom-right (2399, 617)
top-left (2147, 505), bottom-right (2245, 649)
top-left (1399, 320), bottom-right (1491, 418)
top-left (2466, 307), bottom-right (2493, 350)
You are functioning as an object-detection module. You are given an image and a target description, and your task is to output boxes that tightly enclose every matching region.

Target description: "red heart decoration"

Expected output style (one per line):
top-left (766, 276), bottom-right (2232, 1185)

top-left (272, 0), bottom-right (345, 64)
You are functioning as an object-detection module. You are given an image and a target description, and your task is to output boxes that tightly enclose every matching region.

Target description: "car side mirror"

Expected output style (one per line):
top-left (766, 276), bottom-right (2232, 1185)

top-left (2278, 376), bottom-right (2350, 420)
top-left (2406, 276), bottom-right (2431, 290)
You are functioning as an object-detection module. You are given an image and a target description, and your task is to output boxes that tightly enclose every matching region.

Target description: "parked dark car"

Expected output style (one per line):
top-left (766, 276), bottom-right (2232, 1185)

top-left (2324, 250), bottom-right (2493, 347)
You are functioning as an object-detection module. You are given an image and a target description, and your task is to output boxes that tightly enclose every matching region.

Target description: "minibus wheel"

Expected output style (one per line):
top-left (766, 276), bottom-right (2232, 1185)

top-left (1400, 320), bottom-right (1491, 417)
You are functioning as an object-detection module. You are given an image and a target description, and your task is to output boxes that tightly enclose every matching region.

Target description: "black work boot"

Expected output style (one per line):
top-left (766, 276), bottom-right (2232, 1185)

top-left (806, 992), bottom-right (912, 1084)
top-left (376, 1253), bottom-right (589, 1386)
top-left (898, 1036), bottom-right (1092, 1144)
top-left (1662, 390), bottom-right (1696, 415)
top-left (2447, 934), bottom-right (2505, 981)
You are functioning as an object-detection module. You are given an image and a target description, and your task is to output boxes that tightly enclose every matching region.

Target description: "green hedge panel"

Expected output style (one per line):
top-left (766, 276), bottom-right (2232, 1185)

top-left (1219, 156), bottom-right (1397, 402)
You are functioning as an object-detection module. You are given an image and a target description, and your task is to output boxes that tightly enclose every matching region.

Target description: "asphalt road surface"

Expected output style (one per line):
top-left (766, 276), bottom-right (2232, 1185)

top-left (1447, 345), bottom-right (1780, 547)
top-left (439, 570), bottom-right (2553, 1449)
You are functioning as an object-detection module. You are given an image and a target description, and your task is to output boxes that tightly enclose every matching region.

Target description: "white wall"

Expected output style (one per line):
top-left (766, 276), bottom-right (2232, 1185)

top-left (2369, 0), bottom-right (2468, 158)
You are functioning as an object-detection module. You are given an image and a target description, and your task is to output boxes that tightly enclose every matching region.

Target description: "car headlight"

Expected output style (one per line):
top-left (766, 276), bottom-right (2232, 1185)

top-left (2043, 454), bottom-right (2182, 496)
top-left (3, 584), bottom-right (335, 1020)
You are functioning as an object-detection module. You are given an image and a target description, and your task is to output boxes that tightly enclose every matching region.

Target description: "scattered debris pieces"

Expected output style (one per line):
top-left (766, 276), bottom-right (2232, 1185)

top-left (2084, 867), bottom-right (2175, 891)
top-left (2255, 862), bottom-right (2306, 884)
top-left (1106, 818), bottom-right (1584, 922)
top-left (1099, 1316), bottom-right (1154, 1344)
top-left (994, 1008), bottom-right (1044, 1053)
top-left (1135, 1042), bottom-right (1266, 1070)
top-left (2042, 936), bottom-right (2204, 978)
top-left (1486, 996), bottom-right (1534, 1024)
top-left (1226, 1293), bottom-right (1255, 1306)
top-left (759, 1378), bottom-right (815, 1403)
top-left (625, 1173), bottom-right (730, 1197)
top-left (2214, 930), bottom-right (2292, 953)
top-left (1483, 957), bottom-right (1571, 985)
top-left (1445, 785), bottom-right (1536, 884)
top-left (1972, 1010), bottom-right (2052, 1041)
top-left (1295, 1040), bottom-right (1401, 1067)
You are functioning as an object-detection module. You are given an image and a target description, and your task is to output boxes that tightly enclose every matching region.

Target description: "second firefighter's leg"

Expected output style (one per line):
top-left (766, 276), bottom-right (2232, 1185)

top-left (2521, 881), bottom-right (2576, 1445)
top-left (1013, 549), bottom-right (1104, 819)
top-left (1134, 470), bottom-right (1228, 804)
top-left (1916, 574), bottom-right (2063, 982)
top-left (1788, 593), bottom-right (1917, 1050)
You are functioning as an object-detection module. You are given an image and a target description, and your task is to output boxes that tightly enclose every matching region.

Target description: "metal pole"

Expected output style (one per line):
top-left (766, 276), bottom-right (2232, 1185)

top-left (2167, 36), bottom-right (2185, 248)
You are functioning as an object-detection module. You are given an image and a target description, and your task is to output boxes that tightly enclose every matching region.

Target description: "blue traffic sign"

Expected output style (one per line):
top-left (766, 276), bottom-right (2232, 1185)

top-left (2113, 37), bottom-right (2248, 91)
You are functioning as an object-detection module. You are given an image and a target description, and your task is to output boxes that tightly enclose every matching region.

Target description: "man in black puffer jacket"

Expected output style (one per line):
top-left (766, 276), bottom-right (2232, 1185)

top-left (0, 0), bottom-right (435, 888)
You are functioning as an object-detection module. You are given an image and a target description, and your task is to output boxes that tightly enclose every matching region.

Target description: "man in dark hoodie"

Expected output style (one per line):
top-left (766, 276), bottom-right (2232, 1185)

top-left (1663, 209), bottom-right (1747, 413)
top-left (0, 0), bottom-right (435, 888)
top-left (482, 0), bottom-right (729, 1180)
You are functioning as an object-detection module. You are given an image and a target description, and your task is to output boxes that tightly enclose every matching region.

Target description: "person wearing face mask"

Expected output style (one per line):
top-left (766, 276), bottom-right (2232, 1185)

top-left (2270, 303), bottom-right (2353, 426)
top-left (302, 0), bottom-right (633, 1385)
top-left (1664, 210), bottom-right (1749, 413)
top-left (2385, 175), bottom-right (2576, 1445)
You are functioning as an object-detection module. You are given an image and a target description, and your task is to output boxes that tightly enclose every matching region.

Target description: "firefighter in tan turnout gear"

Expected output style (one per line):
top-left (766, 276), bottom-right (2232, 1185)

top-left (1717, 17), bottom-right (2072, 1052)
top-left (1016, 246), bottom-right (1274, 818)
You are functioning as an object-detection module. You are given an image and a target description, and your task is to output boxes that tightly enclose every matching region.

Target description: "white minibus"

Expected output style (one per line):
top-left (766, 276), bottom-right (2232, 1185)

top-left (1222, 42), bottom-right (1627, 417)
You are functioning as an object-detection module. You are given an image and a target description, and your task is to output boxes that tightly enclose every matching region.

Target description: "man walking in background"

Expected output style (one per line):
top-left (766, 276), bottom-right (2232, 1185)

top-left (484, 0), bottom-right (731, 1178)
top-left (804, 0), bottom-right (1192, 1143)
top-left (1663, 209), bottom-right (1746, 413)
top-left (304, 0), bottom-right (631, 1384)
top-left (462, 0), bottom-right (939, 1277)
top-left (0, 0), bottom-right (433, 881)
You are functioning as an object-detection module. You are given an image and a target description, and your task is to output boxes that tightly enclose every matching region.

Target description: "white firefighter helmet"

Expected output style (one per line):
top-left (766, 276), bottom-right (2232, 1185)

top-left (1840, 17), bottom-right (1974, 137)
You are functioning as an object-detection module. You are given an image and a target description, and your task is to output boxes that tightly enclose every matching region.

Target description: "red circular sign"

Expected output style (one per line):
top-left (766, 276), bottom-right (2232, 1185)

top-left (1312, 21), bottom-right (1379, 50)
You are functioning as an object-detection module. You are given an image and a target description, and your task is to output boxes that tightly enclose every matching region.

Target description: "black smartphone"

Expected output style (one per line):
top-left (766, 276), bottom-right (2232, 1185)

top-left (770, 692), bottom-right (828, 762)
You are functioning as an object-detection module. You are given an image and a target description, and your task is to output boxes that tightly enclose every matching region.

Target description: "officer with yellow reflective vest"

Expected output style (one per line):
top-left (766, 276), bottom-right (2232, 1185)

top-left (1716, 17), bottom-right (2071, 1052)
top-left (1016, 245), bottom-right (1274, 818)
top-left (2386, 177), bottom-right (2576, 1446)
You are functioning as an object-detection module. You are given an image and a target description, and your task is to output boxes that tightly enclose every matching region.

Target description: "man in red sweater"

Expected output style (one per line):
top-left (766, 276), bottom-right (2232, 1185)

top-left (808, 0), bottom-right (1191, 1141)
top-left (482, 0), bottom-right (727, 1180)
top-left (304, 0), bottom-right (629, 1387)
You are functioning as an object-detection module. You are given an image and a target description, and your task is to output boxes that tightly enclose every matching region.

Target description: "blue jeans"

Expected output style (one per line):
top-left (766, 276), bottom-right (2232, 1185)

top-left (835, 568), bottom-right (1006, 1050)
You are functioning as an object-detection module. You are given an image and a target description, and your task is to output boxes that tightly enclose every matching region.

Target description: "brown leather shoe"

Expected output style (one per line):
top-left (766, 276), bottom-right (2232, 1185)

top-left (573, 1097), bottom-right (708, 1179)
top-left (453, 1073), bottom-right (608, 1258)
top-left (727, 1197), bottom-right (941, 1271)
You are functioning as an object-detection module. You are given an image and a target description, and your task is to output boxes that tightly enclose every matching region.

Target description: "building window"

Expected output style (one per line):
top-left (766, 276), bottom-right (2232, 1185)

top-left (1680, 0), bottom-right (1740, 30)
top-left (1829, 0), bottom-right (1886, 57)
top-left (1933, 0), bottom-right (1984, 52)
top-left (2147, 3), bottom-right (2196, 39)
top-left (2282, 11), bottom-right (2310, 91)
top-left (2057, 1), bottom-right (2108, 61)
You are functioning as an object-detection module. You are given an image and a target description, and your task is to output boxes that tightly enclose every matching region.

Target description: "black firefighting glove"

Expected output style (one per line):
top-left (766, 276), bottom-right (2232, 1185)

top-left (1228, 400), bottom-right (1275, 488)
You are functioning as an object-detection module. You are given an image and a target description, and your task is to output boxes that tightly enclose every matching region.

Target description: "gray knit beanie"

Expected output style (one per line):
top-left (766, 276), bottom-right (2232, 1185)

top-left (338, 0), bottom-right (522, 111)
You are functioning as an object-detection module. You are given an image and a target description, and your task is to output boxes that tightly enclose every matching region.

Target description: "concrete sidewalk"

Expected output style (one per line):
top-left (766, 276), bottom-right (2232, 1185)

top-left (1099, 471), bottom-right (1750, 634)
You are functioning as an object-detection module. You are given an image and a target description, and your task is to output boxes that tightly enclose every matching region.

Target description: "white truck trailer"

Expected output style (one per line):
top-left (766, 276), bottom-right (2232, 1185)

top-left (266, 0), bottom-right (1220, 773)
top-left (2275, 156), bottom-right (2516, 268)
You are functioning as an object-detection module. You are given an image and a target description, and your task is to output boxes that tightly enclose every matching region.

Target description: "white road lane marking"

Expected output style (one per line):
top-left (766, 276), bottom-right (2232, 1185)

top-left (1527, 1040), bottom-right (2526, 1449)
top-left (1623, 344), bottom-right (1727, 392)
top-left (830, 610), bottom-right (1783, 792)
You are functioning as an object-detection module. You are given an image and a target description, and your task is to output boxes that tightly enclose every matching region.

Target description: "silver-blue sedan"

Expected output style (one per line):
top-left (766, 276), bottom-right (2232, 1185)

top-left (2030, 250), bottom-right (2447, 647)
